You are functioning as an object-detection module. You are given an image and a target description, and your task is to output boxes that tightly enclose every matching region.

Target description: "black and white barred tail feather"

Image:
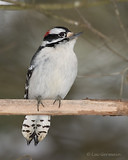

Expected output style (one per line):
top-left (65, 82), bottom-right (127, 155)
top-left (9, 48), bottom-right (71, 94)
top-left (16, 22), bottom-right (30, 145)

top-left (22, 115), bottom-right (51, 145)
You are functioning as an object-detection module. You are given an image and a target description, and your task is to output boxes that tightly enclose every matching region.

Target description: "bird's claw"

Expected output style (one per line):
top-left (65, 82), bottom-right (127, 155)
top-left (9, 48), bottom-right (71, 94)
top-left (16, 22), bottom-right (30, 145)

top-left (53, 95), bottom-right (62, 108)
top-left (36, 96), bottom-right (44, 111)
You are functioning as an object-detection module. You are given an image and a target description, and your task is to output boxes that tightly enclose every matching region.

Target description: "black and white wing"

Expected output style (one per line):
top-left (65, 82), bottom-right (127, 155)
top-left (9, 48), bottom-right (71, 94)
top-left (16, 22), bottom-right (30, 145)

top-left (24, 64), bottom-right (35, 99)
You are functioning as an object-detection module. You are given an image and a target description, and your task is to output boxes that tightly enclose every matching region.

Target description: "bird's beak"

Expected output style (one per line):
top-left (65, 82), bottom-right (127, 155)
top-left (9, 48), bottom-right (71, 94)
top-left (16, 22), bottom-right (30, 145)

top-left (67, 32), bottom-right (82, 40)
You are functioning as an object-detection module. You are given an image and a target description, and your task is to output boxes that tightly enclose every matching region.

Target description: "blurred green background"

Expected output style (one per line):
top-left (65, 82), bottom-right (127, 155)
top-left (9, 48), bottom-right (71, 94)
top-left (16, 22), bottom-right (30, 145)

top-left (0, 0), bottom-right (128, 160)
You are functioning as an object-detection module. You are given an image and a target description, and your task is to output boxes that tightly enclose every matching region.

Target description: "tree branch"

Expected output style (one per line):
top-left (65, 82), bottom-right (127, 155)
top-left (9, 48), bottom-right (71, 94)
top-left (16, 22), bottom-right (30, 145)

top-left (0, 99), bottom-right (128, 116)
top-left (1, 0), bottom-right (128, 10)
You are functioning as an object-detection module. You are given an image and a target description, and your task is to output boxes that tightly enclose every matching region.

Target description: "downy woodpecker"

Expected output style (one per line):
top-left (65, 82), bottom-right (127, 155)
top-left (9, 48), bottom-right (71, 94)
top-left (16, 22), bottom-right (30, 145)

top-left (22, 26), bottom-right (81, 145)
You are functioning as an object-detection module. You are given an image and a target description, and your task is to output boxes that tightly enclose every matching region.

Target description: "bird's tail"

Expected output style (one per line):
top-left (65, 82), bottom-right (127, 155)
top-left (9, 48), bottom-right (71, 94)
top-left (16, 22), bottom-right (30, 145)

top-left (22, 115), bottom-right (51, 145)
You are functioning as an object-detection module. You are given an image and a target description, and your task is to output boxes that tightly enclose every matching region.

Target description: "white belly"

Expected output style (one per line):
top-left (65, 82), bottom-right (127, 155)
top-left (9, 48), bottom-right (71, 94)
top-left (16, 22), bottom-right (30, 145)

top-left (28, 46), bottom-right (77, 99)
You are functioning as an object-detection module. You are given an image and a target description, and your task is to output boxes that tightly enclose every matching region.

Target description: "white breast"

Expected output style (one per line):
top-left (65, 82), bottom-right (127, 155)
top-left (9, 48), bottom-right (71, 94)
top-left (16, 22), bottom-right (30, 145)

top-left (28, 40), bottom-right (77, 100)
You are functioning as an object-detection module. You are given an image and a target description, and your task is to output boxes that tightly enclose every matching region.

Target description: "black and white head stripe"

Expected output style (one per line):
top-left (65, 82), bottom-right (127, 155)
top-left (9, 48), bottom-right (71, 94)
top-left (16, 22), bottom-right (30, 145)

top-left (42, 26), bottom-right (71, 47)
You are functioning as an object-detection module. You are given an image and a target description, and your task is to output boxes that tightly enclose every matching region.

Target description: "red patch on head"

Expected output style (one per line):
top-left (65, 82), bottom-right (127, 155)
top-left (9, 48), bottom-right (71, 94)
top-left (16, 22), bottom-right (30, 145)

top-left (44, 31), bottom-right (50, 37)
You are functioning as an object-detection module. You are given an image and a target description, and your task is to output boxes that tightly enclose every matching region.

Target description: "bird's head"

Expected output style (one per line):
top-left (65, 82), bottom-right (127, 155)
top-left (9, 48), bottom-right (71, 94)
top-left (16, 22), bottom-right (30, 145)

top-left (42, 26), bottom-right (82, 47)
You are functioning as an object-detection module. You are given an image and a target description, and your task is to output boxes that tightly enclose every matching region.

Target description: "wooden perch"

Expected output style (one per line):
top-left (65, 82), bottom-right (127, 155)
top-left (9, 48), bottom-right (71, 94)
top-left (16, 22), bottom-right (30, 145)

top-left (0, 99), bottom-right (128, 116)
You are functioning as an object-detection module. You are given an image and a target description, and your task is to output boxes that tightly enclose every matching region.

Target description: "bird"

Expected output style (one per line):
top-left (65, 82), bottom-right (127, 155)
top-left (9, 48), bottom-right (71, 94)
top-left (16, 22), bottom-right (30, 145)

top-left (22, 26), bottom-right (81, 145)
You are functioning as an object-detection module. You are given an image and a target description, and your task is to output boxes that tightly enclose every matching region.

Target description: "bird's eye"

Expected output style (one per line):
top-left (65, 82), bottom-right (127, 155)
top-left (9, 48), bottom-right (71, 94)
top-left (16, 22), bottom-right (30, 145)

top-left (58, 32), bottom-right (66, 37)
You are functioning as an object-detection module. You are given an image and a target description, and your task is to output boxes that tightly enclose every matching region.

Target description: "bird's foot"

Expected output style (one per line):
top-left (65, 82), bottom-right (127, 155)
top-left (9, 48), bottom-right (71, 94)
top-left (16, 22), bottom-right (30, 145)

top-left (36, 96), bottom-right (44, 111)
top-left (53, 95), bottom-right (62, 108)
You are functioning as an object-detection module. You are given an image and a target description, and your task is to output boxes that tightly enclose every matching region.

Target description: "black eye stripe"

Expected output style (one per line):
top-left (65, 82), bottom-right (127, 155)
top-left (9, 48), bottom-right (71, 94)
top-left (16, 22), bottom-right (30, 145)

top-left (44, 34), bottom-right (59, 42)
